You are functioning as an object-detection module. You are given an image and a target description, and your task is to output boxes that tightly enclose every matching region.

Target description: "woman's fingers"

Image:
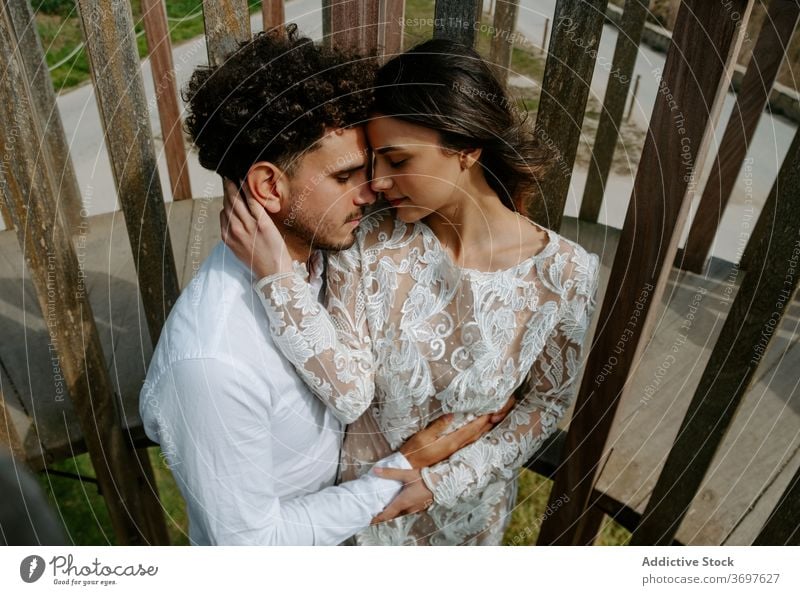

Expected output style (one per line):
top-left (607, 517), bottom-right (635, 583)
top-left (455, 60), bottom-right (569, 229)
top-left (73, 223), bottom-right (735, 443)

top-left (372, 467), bottom-right (417, 483)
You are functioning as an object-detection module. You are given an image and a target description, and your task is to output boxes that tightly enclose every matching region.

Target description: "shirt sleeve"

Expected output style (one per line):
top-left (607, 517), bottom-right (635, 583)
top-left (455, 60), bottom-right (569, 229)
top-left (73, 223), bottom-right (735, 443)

top-left (420, 248), bottom-right (601, 508)
top-left (140, 357), bottom-right (409, 545)
top-left (252, 239), bottom-right (374, 424)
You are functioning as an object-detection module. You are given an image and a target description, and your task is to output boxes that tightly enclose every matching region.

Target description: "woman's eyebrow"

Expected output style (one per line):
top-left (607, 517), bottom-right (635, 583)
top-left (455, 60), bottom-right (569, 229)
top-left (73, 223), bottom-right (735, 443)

top-left (375, 145), bottom-right (400, 154)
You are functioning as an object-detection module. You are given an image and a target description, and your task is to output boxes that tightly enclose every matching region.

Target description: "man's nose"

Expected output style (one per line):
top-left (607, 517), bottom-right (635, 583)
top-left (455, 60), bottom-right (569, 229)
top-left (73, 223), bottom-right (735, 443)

top-left (353, 183), bottom-right (377, 206)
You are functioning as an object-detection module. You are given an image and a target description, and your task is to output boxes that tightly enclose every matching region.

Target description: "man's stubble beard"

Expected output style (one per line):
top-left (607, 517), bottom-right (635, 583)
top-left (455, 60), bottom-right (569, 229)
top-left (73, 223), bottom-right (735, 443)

top-left (284, 208), bottom-right (358, 252)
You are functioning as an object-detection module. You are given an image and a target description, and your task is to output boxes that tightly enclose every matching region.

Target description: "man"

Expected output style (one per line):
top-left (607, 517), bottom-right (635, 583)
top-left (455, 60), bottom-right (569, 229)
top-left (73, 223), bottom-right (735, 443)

top-left (140, 25), bottom-right (508, 546)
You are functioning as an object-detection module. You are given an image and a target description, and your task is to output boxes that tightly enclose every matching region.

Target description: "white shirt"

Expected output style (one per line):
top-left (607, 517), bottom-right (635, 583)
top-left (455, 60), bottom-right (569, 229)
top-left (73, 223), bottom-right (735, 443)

top-left (139, 242), bottom-right (410, 545)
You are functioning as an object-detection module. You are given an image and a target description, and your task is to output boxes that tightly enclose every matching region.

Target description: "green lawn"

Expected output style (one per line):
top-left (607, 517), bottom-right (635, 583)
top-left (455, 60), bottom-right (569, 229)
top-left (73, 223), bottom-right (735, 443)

top-left (34, 0), bottom-right (630, 546)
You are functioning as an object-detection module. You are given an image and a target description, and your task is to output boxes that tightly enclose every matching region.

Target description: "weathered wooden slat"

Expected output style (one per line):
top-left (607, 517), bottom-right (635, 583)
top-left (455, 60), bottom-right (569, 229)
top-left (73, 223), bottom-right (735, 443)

top-left (631, 123), bottom-right (800, 545)
top-left (0, 2), bottom-right (167, 545)
top-left (325, 0), bottom-right (381, 54)
top-left (6, 0), bottom-right (84, 234)
top-left (0, 390), bottom-right (25, 463)
top-left (537, 0), bottom-right (754, 546)
top-left (433, 0), bottom-right (482, 48)
top-left (753, 459), bottom-right (800, 545)
top-left (678, 0), bottom-right (800, 274)
top-left (75, 0), bottom-right (180, 348)
top-left (142, 0), bottom-right (192, 202)
top-left (579, 0), bottom-right (647, 223)
top-left (529, 0), bottom-right (608, 231)
top-left (489, 0), bottom-right (520, 83)
top-left (378, 0), bottom-right (405, 59)
top-left (262, 0), bottom-right (285, 34)
top-left (202, 0), bottom-right (252, 67)
top-left (142, 0), bottom-right (192, 200)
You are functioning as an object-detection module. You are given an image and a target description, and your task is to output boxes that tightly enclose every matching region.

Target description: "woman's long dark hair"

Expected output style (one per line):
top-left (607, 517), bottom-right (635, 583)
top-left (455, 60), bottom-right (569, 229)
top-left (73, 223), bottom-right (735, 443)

top-left (373, 38), bottom-right (552, 212)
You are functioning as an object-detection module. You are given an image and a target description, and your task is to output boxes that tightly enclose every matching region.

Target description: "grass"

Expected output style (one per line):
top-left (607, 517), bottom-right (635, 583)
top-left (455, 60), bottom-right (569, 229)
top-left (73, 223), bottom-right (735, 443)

top-left (34, 0), bottom-right (630, 546)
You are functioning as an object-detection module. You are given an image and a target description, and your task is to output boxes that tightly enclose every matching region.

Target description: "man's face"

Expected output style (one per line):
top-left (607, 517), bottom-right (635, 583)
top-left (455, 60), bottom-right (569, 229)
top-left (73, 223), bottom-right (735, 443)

top-left (278, 127), bottom-right (376, 252)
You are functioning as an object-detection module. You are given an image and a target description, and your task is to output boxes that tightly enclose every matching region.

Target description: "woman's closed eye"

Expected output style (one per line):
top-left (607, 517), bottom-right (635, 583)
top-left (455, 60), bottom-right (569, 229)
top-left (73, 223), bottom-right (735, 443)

top-left (388, 158), bottom-right (407, 169)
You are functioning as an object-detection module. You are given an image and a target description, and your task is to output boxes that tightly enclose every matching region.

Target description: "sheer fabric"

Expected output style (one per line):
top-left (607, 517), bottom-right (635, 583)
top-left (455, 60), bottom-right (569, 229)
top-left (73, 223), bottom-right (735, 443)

top-left (254, 211), bottom-right (600, 545)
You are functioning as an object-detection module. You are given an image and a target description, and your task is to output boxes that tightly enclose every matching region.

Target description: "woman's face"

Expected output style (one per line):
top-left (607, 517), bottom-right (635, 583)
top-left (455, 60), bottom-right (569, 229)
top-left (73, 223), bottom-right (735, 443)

top-left (366, 115), bottom-right (465, 223)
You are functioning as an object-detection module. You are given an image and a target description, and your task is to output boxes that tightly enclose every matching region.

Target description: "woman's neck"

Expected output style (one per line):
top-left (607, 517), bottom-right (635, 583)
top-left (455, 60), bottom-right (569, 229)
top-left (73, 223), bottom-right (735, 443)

top-left (424, 176), bottom-right (516, 265)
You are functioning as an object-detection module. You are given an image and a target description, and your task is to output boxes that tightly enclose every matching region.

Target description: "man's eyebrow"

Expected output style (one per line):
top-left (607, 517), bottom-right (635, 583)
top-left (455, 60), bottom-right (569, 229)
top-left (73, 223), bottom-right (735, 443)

top-left (329, 161), bottom-right (366, 175)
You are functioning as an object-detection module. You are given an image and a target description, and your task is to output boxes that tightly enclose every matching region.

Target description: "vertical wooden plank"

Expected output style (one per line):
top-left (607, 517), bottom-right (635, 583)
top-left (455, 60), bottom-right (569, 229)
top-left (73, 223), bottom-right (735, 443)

top-left (6, 0), bottom-right (84, 234)
top-left (327, 0), bottom-right (384, 55)
top-left (488, 0), bottom-right (520, 83)
top-left (529, 0), bottom-right (608, 231)
top-left (679, 0), bottom-right (800, 273)
top-left (0, 3), bottom-right (168, 545)
top-left (202, 0), bottom-right (252, 67)
top-left (378, 0), bottom-right (405, 59)
top-left (75, 0), bottom-right (180, 347)
top-left (262, 0), bottom-right (285, 34)
top-left (0, 390), bottom-right (25, 463)
top-left (142, 0), bottom-right (193, 201)
top-left (753, 461), bottom-right (800, 545)
top-left (631, 125), bottom-right (800, 545)
top-left (579, 0), bottom-right (648, 223)
top-left (536, 0), bottom-right (754, 546)
top-left (433, 0), bottom-right (482, 48)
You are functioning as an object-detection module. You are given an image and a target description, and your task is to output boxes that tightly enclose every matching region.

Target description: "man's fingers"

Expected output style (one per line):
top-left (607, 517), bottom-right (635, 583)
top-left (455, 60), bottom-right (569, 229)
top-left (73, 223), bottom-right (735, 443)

top-left (372, 467), bottom-right (417, 483)
top-left (429, 413), bottom-right (454, 436)
top-left (447, 414), bottom-right (492, 446)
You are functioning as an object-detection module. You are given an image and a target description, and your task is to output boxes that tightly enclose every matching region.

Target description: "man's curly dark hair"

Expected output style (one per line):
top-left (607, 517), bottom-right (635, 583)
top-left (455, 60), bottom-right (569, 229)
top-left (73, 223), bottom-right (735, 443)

top-left (183, 24), bottom-right (378, 182)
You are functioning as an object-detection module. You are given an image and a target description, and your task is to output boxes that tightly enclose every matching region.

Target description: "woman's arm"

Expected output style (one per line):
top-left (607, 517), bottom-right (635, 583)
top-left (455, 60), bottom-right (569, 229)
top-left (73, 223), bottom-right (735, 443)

top-left (221, 180), bottom-right (375, 424)
top-left (419, 248), bottom-right (601, 507)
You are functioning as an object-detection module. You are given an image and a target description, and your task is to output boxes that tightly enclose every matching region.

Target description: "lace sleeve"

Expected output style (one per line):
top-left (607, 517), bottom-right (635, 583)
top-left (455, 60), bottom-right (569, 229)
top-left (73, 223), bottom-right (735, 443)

top-left (253, 243), bottom-right (374, 424)
top-left (420, 250), bottom-right (600, 508)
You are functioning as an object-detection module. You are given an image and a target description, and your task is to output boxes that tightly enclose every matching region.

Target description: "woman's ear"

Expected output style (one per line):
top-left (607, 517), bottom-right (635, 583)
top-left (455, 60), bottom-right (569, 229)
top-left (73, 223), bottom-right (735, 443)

top-left (459, 147), bottom-right (482, 170)
top-left (244, 161), bottom-right (289, 214)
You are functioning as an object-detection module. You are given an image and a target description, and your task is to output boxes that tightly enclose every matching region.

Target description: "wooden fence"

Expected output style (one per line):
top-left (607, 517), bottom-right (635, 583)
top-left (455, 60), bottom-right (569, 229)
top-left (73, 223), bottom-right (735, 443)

top-left (0, 0), bottom-right (797, 546)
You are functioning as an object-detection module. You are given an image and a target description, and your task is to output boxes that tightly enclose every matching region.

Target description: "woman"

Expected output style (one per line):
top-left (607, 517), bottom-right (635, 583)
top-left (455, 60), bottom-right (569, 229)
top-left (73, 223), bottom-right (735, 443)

top-left (222, 38), bottom-right (600, 545)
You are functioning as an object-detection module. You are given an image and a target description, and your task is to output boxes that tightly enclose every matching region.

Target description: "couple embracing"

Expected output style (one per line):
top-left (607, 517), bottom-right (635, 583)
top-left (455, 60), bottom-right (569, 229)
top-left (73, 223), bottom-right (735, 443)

top-left (140, 24), bottom-right (600, 546)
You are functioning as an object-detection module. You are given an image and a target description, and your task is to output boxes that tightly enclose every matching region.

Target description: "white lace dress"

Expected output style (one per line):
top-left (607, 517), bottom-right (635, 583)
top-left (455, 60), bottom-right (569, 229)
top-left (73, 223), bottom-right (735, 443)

top-left (254, 211), bottom-right (600, 545)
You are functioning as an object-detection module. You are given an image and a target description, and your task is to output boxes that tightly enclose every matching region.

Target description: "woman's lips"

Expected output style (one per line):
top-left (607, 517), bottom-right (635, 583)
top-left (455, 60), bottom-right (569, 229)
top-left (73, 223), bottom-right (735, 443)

top-left (386, 197), bottom-right (406, 207)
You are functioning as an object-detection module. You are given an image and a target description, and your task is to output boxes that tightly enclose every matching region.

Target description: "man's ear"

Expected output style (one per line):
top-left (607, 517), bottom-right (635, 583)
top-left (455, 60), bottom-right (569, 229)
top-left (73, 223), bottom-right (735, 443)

top-left (244, 161), bottom-right (290, 214)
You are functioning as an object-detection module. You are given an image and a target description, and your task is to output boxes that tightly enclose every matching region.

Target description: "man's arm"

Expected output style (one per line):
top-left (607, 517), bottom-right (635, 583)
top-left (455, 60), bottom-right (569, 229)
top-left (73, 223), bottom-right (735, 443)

top-left (141, 357), bottom-right (408, 546)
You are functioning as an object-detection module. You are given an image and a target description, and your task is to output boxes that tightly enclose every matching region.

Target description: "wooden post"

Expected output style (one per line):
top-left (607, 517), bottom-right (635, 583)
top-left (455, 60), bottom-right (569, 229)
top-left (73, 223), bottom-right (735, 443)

top-left (489, 0), bottom-right (520, 84)
top-left (434, 0), bottom-right (482, 48)
top-left (325, 0), bottom-right (382, 55)
top-left (0, 3), bottom-right (168, 545)
top-left (6, 0), bottom-right (84, 234)
top-left (678, 0), bottom-right (800, 274)
top-left (262, 0), bottom-right (285, 34)
top-left (579, 0), bottom-right (647, 223)
top-left (378, 0), bottom-right (405, 59)
top-left (753, 461), bottom-right (800, 545)
top-left (625, 73), bottom-right (640, 122)
top-left (536, 0), bottom-right (754, 546)
top-left (75, 0), bottom-right (180, 348)
top-left (631, 125), bottom-right (800, 545)
top-left (528, 0), bottom-right (608, 231)
top-left (202, 0), bottom-right (252, 67)
top-left (142, 0), bottom-right (193, 201)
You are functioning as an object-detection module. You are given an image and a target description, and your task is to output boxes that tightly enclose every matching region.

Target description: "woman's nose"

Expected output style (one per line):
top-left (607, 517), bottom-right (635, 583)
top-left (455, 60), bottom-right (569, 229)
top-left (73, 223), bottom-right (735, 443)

top-left (370, 175), bottom-right (393, 192)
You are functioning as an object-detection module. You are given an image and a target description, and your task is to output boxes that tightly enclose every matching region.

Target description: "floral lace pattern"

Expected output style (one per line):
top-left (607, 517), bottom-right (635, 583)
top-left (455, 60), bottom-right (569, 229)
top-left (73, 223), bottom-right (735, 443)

top-left (254, 211), bottom-right (600, 545)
